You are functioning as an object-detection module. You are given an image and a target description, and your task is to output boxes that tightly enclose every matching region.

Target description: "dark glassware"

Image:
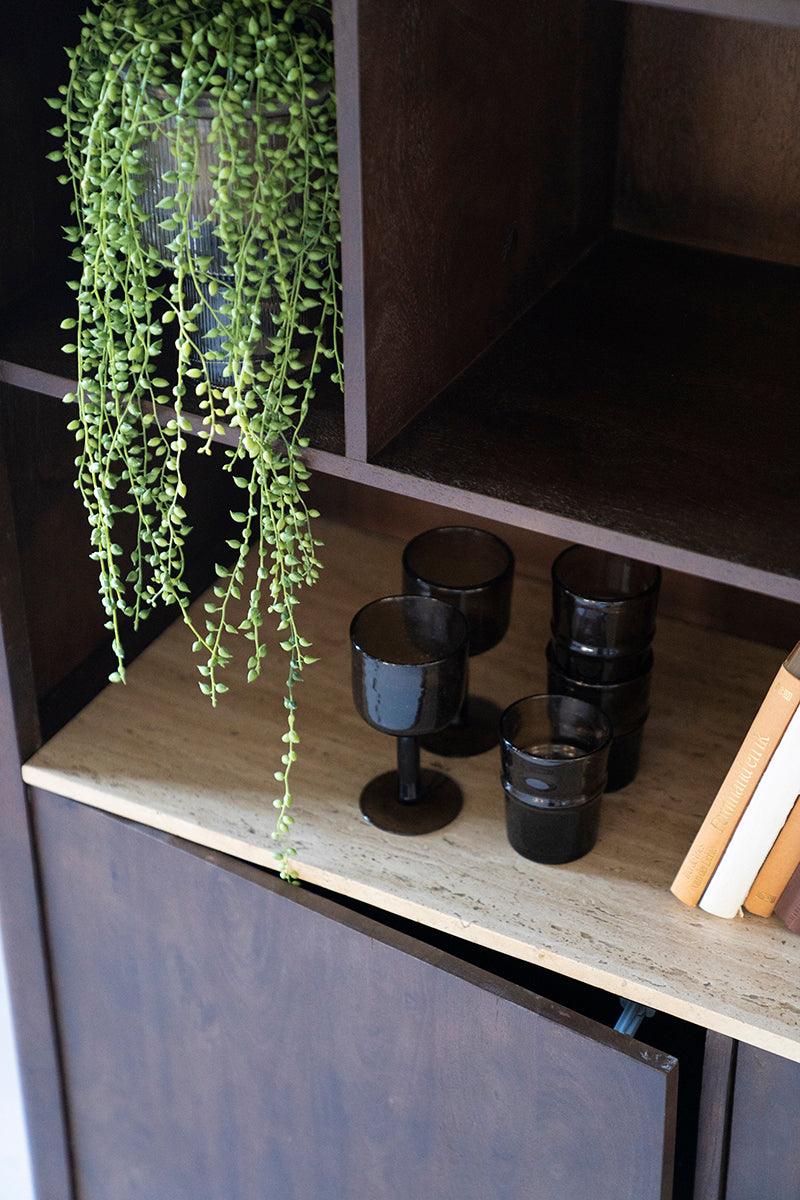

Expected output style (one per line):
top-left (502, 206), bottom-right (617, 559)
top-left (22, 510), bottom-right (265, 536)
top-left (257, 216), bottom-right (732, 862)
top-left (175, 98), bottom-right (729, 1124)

top-left (499, 695), bottom-right (612, 864)
top-left (402, 526), bottom-right (514, 757)
top-left (552, 546), bottom-right (661, 656)
top-left (546, 645), bottom-right (651, 729)
top-left (350, 595), bottom-right (469, 834)
top-left (549, 633), bottom-right (653, 685)
top-left (546, 649), bottom-right (651, 792)
top-left (604, 720), bottom-right (648, 793)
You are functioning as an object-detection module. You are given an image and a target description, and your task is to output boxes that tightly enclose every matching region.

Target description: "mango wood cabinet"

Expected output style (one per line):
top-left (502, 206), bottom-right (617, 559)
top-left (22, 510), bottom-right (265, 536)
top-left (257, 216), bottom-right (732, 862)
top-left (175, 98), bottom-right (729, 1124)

top-left (2, 1), bottom-right (800, 1198)
top-left (30, 792), bottom-right (677, 1200)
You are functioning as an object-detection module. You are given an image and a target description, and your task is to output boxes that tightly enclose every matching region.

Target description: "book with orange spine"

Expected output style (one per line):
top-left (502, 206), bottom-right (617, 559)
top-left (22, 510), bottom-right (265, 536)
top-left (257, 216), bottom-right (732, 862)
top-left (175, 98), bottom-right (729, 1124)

top-left (743, 795), bottom-right (800, 917)
top-left (671, 642), bottom-right (800, 908)
top-left (775, 863), bottom-right (800, 934)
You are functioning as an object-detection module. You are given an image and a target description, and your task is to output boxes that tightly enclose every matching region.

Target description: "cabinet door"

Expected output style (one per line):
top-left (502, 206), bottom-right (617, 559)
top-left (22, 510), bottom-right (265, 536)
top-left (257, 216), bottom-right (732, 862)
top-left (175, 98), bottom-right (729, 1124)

top-left (724, 1043), bottom-right (800, 1200)
top-left (31, 789), bottom-right (678, 1200)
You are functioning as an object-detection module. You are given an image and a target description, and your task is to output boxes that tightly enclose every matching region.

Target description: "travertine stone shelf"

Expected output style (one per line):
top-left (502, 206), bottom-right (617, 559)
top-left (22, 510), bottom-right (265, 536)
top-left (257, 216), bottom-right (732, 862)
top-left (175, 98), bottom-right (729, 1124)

top-left (22, 520), bottom-right (800, 1061)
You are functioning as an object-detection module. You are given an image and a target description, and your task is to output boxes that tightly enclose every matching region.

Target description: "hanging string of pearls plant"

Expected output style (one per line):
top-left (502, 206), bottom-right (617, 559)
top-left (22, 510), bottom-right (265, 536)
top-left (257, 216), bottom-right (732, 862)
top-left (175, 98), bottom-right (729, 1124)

top-left (47, 0), bottom-right (342, 878)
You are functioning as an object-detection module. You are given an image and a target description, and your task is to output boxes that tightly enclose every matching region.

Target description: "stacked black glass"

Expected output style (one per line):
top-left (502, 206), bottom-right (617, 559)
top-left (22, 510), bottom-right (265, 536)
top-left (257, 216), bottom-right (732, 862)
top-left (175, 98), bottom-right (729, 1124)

top-left (547, 546), bottom-right (661, 791)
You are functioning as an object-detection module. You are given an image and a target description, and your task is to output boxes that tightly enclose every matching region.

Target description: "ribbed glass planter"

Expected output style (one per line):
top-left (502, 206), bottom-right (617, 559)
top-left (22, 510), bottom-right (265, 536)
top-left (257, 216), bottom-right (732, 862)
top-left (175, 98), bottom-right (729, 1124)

top-left (140, 95), bottom-right (290, 384)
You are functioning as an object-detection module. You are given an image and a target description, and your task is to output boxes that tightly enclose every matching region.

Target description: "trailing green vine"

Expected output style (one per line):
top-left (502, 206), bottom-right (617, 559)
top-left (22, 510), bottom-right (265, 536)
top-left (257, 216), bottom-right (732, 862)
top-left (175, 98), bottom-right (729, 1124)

top-left (47, 0), bottom-right (342, 878)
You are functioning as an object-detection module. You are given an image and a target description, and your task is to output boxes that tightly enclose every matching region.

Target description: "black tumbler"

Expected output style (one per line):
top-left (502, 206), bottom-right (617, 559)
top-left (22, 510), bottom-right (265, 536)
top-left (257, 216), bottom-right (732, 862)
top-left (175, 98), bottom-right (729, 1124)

top-left (402, 525), bottom-right (514, 757)
top-left (546, 648), bottom-right (651, 792)
top-left (499, 695), bottom-right (612, 864)
top-left (549, 545), bottom-right (660, 789)
top-left (552, 546), bottom-right (661, 660)
top-left (351, 595), bottom-right (468, 834)
top-left (548, 636), bottom-right (653, 685)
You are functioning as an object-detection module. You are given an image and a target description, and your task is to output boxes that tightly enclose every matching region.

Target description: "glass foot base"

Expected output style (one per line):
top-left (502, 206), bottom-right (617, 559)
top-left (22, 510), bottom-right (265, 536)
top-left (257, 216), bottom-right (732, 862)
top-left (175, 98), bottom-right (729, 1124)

top-left (359, 770), bottom-right (463, 835)
top-left (420, 696), bottom-right (502, 758)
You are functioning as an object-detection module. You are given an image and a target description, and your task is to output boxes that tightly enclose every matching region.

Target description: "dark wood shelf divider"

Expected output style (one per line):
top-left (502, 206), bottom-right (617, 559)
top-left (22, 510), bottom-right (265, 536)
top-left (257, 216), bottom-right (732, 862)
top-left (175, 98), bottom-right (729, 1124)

top-left (0, 280), bottom-right (346, 458)
top-left (4, 229), bottom-right (800, 602)
top-left (616, 0), bottom-right (800, 28)
top-left (374, 233), bottom-right (800, 602)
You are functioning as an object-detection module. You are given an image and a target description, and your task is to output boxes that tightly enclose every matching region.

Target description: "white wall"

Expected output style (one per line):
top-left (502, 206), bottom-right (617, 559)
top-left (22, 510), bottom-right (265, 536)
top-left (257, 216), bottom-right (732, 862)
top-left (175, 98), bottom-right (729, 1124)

top-left (0, 934), bottom-right (34, 1200)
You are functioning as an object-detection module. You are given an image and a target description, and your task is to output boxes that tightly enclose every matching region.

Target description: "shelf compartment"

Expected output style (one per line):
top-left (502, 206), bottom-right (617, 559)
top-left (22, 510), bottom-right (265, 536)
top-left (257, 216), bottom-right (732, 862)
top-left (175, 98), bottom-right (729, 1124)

top-left (375, 233), bottom-right (800, 602)
top-left (0, 280), bottom-right (346, 459)
top-left (22, 516), bottom-right (800, 1062)
top-left (615, 6), bottom-right (800, 265)
top-left (4, 234), bottom-right (800, 604)
top-left (334, 0), bottom-right (625, 458)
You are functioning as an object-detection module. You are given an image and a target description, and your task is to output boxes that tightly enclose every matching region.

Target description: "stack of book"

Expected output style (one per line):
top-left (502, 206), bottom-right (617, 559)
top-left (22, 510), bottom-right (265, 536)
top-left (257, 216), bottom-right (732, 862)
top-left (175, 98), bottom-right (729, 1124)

top-left (672, 642), bottom-right (800, 928)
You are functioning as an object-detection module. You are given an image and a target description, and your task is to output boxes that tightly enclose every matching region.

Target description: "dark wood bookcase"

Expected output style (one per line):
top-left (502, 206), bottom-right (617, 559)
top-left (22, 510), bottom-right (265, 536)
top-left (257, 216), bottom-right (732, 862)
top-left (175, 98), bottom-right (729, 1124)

top-left (1, 2), bottom-right (799, 1198)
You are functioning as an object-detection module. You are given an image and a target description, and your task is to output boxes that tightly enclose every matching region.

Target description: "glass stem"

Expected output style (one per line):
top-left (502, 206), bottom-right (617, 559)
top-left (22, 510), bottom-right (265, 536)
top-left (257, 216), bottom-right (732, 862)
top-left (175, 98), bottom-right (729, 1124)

top-left (397, 736), bottom-right (421, 804)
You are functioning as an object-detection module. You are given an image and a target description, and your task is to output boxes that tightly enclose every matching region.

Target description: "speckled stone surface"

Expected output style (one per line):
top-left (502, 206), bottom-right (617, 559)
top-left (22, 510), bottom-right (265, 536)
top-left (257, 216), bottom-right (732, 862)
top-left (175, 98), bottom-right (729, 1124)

top-left (23, 520), bottom-right (800, 1061)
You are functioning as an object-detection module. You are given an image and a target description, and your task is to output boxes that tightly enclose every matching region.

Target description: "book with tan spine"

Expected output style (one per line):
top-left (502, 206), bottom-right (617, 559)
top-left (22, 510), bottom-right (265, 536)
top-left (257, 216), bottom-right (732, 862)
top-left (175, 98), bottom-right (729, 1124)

top-left (671, 642), bottom-right (800, 908)
top-left (700, 707), bottom-right (800, 919)
top-left (744, 796), bottom-right (800, 917)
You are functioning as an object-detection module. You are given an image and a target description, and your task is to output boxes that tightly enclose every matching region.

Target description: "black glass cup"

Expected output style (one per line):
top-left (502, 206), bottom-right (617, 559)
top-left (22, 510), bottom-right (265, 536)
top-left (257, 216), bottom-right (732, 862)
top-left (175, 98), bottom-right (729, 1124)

top-left (402, 526), bottom-right (514, 757)
top-left (351, 595), bottom-right (469, 834)
top-left (546, 648), bottom-right (651, 792)
top-left (549, 632), bottom-right (654, 685)
top-left (499, 695), bottom-right (612, 864)
top-left (546, 645), bottom-right (651, 730)
top-left (552, 546), bottom-right (661, 656)
top-left (604, 719), bottom-right (648, 793)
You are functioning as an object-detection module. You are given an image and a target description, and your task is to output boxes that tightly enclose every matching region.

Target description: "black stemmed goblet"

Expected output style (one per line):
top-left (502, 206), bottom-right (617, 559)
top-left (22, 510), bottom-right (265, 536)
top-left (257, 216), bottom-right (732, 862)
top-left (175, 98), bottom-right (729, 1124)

top-left (402, 526), bottom-right (514, 757)
top-left (350, 595), bottom-right (469, 834)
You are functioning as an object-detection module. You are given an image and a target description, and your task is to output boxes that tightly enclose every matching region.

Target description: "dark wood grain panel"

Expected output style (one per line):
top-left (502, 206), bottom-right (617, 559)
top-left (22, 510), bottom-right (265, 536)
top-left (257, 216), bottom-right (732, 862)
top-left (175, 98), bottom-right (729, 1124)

top-left (0, 430), bottom-right (74, 1198)
top-left (693, 1033), bottom-right (736, 1200)
top-left (5, 311), bottom-right (800, 604)
top-left (616, 7), bottom-right (800, 263)
top-left (374, 233), bottom-right (800, 600)
top-left (0, 0), bottom-right (80, 309)
top-left (0, 382), bottom-right (244, 731)
top-left (32, 790), bottom-right (679, 1200)
top-left (725, 1043), bottom-right (800, 1200)
top-left (0, 384), bottom-right (111, 704)
top-left (342, 0), bottom-right (624, 457)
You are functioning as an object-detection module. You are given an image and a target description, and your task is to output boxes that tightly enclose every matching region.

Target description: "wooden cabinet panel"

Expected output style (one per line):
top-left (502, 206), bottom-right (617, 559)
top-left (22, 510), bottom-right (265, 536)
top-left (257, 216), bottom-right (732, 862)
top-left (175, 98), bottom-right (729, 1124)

top-left (693, 1033), bottom-right (736, 1200)
top-left (725, 1043), bottom-right (800, 1200)
top-left (616, 7), bottom-right (800, 265)
top-left (31, 789), bottom-right (678, 1200)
